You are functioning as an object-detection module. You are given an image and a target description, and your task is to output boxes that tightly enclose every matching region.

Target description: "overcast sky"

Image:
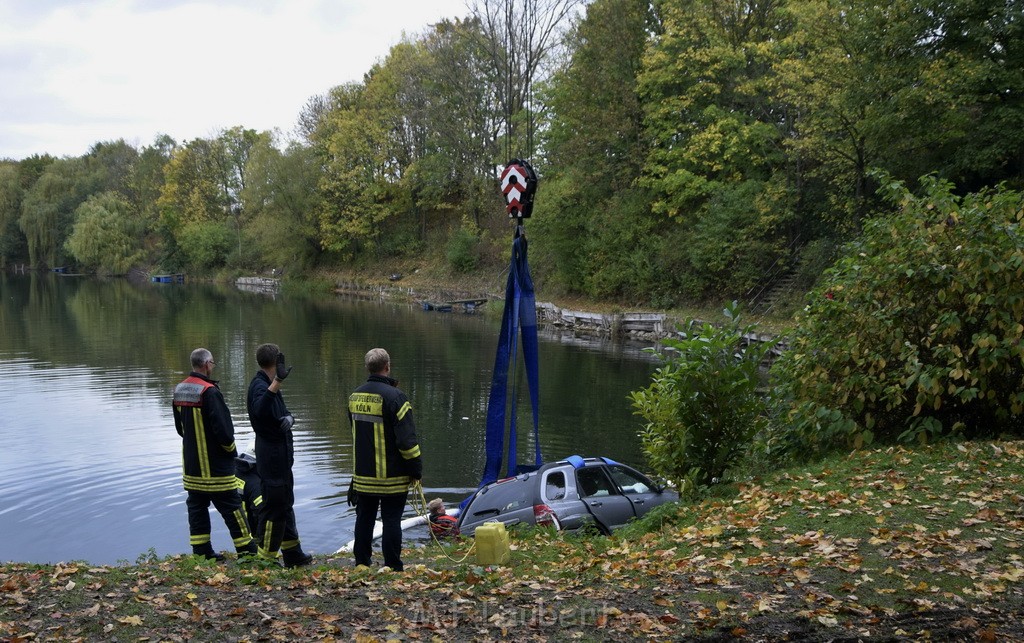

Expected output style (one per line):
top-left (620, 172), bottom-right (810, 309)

top-left (0, 0), bottom-right (470, 161)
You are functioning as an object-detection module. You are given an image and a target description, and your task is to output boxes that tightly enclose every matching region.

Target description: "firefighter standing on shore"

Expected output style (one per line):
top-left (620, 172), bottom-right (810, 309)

top-left (349, 347), bottom-right (423, 571)
top-left (172, 347), bottom-right (258, 561)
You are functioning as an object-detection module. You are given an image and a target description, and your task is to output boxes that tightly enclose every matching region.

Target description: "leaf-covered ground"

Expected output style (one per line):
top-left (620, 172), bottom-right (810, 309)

top-left (3, 441), bottom-right (1024, 641)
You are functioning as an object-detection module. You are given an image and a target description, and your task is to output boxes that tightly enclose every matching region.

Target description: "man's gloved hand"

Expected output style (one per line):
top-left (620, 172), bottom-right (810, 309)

top-left (347, 481), bottom-right (358, 507)
top-left (275, 352), bottom-right (293, 381)
top-left (280, 414), bottom-right (295, 431)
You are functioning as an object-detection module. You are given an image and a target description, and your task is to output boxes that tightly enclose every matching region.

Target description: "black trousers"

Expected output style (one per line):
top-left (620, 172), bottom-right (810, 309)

top-left (186, 489), bottom-right (252, 551)
top-left (354, 492), bottom-right (408, 571)
top-left (257, 483), bottom-right (300, 554)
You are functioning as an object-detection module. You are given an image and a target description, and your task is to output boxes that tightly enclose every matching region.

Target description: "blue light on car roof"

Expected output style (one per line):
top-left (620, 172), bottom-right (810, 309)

top-left (599, 457), bottom-right (620, 465)
top-left (566, 455), bottom-right (585, 469)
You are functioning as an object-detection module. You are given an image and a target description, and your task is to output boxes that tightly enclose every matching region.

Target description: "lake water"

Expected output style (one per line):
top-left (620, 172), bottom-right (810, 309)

top-left (0, 273), bottom-right (659, 565)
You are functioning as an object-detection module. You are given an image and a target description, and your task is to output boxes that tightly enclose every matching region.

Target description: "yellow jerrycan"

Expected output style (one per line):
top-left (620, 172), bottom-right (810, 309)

top-left (474, 522), bottom-right (511, 565)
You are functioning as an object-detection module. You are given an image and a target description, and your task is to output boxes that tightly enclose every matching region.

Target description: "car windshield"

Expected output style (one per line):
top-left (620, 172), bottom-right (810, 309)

top-left (466, 477), bottom-right (533, 516)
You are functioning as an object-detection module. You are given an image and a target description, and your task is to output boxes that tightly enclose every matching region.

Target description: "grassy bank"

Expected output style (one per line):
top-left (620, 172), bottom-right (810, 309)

top-left (4, 440), bottom-right (1023, 641)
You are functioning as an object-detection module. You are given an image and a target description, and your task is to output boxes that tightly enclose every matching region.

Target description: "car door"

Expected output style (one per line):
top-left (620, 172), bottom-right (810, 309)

top-left (575, 466), bottom-right (636, 531)
top-left (606, 464), bottom-right (668, 518)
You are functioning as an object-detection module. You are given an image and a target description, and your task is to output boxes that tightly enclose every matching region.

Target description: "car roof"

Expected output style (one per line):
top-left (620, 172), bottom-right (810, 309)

top-left (477, 457), bottom-right (623, 490)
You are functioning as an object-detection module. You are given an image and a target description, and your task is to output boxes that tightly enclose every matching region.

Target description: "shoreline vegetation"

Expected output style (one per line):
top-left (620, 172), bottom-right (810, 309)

top-left (288, 263), bottom-right (795, 344)
top-left (3, 440), bottom-right (1023, 640)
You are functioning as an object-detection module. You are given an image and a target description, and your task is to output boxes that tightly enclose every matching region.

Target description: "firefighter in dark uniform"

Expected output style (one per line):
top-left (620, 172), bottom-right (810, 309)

top-left (235, 449), bottom-right (262, 536)
top-left (349, 347), bottom-right (422, 571)
top-left (247, 343), bottom-right (312, 568)
top-left (172, 347), bottom-right (258, 560)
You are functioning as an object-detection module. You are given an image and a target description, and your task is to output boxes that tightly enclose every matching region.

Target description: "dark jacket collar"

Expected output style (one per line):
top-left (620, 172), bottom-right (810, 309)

top-left (189, 371), bottom-right (219, 385)
top-left (368, 374), bottom-right (397, 387)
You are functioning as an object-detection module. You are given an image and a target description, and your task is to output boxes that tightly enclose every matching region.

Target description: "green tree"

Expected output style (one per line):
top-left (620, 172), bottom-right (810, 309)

top-left (64, 192), bottom-right (145, 274)
top-left (772, 175), bottom-right (1024, 454)
top-left (536, 0), bottom-right (659, 300)
top-left (240, 138), bottom-right (323, 270)
top-left (158, 131), bottom-right (255, 270)
top-left (85, 139), bottom-right (140, 198)
top-left (0, 163), bottom-right (26, 266)
top-left (639, 0), bottom-right (798, 300)
top-left (420, 18), bottom-right (505, 228)
top-left (911, 0), bottom-right (1024, 191)
top-left (215, 126), bottom-right (261, 263)
top-left (18, 157), bottom-right (93, 268)
top-left (315, 82), bottom-right (396, 260)
top-left (130, 134), bottom-right (177, 265)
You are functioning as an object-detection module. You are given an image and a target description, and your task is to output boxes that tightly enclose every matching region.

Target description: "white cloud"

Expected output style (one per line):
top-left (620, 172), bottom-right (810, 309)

top-left (0, 0), bottom-right (469, 160)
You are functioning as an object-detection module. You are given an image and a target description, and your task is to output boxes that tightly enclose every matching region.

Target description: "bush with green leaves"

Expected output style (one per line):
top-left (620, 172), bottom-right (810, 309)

top-left (772, 175), bottom-right (1024, 453)
top-left (446, 221), bottom-right (479, 273)
top-left (629, 302), bottom-right (776, 495)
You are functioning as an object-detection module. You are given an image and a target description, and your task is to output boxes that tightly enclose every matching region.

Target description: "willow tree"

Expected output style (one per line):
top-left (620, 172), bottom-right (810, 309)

top-left (65, 192), bottom-right (145, 274)
top-left (0, 163), bottom-right (26, 266)
top-left (19, 157), bottom-right (92, 268)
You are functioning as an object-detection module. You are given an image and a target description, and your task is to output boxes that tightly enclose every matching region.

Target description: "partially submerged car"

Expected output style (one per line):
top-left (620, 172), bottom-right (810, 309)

top-left (457, 456), bottom-right (677, 536)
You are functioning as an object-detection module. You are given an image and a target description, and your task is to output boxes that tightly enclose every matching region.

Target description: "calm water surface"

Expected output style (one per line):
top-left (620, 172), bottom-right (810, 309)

top-left (0, 273), bottom-right (657, 564)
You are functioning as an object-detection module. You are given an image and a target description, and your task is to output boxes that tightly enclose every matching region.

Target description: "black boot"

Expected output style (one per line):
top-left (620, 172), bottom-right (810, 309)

top-left (282, 546), bottom-right (313, 568)
top-left (192, 545), bottom-right (226, 562)
top-left (236, 541), bottom-right (258, 557)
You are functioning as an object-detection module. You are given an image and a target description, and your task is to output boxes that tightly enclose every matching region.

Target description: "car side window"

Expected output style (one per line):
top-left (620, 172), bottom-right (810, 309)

top-left (544, 471), bottom-right (566, 501)
top-left (608, 465), bottom-right (653, 495)
top-left (576, 467), bottom-right (615, 498)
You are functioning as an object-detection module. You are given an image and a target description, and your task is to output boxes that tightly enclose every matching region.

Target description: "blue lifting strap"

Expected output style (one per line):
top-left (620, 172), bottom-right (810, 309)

top-left (480, 228), bottom-right (542, 487)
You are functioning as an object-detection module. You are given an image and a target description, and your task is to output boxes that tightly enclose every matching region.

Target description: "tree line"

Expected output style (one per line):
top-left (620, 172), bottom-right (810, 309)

top-left (1, 0), bottom-right (1020, 307)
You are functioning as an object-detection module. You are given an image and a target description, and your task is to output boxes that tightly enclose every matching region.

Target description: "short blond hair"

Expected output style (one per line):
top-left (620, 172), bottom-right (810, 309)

top-left (365, 348), bottom-right (390, 374)
top-left (427, 498), bottom-right (445, 516)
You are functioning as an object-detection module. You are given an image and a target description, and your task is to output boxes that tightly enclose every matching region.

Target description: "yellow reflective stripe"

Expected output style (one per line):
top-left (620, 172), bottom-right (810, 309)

top-left (192, 407), bottom-right (210, 478)
top-left (396, 401), bottom-right (412, 421)
top-left (354, 481), bottom-right (411, 494)
top-left (400, 445), bottom-right (421, 459)
top-left (254, 495), bottom-right (263, 506)
top-left (235, 477), bottom-right (245, 489)
top-left (233, 534), bottom-right (252, 547)
top-left (222, 441), bottom-right (236, 453)
top-left (374, 422), bottom-right (386, 479)
top-left (183, 474), bottom-right (239, 492)
top-left (190, 534), bottom-right (211, 545)
top-left (281, 540), bottom-right (299, 550)
top-left (353, 474), bottom-right (411, 495)
top-left (261, 521), bottom-right (274, 552)
top-left (233, 509), bottom-right (250, 538)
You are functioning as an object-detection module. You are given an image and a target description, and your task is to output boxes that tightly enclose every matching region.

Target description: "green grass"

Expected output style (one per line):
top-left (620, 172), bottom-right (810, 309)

top-left (4, 440), bottom-right (1024, 640)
